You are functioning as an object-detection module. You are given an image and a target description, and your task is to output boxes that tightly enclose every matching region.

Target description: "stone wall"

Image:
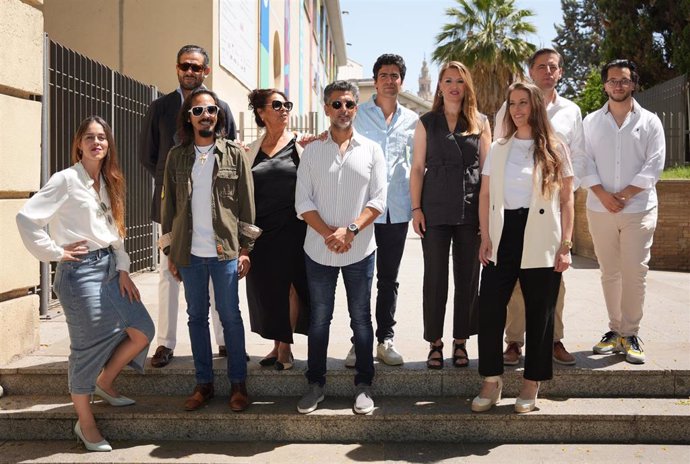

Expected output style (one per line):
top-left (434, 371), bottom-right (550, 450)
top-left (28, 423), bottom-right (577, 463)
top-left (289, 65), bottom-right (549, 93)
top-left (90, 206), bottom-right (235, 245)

top-left (573, 181), bottom-right (690, 272)
top-left (0, 0), bottom-right (44, 365)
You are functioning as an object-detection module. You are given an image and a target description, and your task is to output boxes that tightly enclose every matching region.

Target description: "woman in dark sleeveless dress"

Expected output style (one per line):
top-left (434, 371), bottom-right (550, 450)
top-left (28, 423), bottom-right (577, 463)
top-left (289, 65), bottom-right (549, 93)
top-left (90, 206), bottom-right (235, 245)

top-left (245, 89), bottom-right (310, 370)
top-left (409, 61), bottom-right (491, 369)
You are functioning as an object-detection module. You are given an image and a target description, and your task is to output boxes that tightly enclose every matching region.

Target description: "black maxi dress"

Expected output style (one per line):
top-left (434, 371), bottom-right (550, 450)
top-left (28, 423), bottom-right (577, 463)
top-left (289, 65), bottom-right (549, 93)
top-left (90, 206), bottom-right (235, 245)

top-left (246, 139), bottom-right (310, 343)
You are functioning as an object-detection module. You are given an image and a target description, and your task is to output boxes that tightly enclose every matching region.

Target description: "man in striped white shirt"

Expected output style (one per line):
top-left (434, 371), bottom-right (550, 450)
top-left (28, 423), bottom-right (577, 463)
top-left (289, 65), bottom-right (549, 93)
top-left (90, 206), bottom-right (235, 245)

top-left (295, 81), bottom-right (387, 415)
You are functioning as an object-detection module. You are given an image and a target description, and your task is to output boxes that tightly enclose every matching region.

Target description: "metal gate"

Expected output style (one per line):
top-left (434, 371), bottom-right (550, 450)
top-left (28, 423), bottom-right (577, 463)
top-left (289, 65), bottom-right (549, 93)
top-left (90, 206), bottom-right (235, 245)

top-left (42, 36), bottom-right (159, 312)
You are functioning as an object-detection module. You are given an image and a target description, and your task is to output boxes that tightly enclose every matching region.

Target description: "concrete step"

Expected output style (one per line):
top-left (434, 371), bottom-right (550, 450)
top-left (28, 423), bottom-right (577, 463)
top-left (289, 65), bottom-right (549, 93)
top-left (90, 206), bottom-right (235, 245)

top-left (1, 360), bottom-right (688, 398)
top-left (1, 395), bottom-right (689, 444)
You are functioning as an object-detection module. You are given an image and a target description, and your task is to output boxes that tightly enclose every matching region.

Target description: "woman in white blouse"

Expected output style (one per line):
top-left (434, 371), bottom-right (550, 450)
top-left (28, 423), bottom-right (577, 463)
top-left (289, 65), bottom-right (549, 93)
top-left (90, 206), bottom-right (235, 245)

top-left (16, 116), bottom-right (154, 452)
top-left (473, 82), bottom-right (574, 413)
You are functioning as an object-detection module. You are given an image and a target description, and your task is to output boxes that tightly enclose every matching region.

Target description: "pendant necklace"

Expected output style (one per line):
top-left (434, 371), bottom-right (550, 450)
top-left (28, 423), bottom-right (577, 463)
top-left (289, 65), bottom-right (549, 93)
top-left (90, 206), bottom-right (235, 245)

top-left (194, 144), bottom-right (214, 166)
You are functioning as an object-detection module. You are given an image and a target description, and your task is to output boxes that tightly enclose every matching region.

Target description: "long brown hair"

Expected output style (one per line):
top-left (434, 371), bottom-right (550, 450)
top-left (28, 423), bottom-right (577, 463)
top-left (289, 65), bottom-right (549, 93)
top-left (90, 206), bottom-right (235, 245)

top-left (71, 116), bottom-right (127, 237)
top-left (431, 61), bottom-right (482, 136)
top-left (502, 82), bottom-right (562, 198)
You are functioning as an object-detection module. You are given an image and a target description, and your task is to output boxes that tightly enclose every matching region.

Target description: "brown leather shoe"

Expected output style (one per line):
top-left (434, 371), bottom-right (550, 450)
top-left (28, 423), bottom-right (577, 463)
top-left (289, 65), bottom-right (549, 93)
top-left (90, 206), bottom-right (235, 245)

top-left (503, 342), bottom-right (522, 366)
top-left (184, 383), bottom-right (214, 411)
top-left (218, 345), bottom-right (227, 357)
top-left (229, 382), bottom-right (249, 412)
top-left (553, 341), bottom-right (576, 365)
top-left (151, 345), bottom-right (174, 368)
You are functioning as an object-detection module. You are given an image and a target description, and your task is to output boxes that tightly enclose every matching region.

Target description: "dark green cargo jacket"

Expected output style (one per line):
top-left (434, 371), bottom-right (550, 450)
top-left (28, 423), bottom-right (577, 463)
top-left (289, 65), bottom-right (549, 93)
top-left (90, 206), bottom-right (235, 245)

top-left (161, 138), bottom-right (255, 266)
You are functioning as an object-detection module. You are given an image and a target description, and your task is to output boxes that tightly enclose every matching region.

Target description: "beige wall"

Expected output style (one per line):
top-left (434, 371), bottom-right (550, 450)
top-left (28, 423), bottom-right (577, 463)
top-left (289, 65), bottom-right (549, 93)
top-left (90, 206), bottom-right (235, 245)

top-left (0, 0), bottom-right (44, 364)
top-left (44, 0), bottom-right (120, 71)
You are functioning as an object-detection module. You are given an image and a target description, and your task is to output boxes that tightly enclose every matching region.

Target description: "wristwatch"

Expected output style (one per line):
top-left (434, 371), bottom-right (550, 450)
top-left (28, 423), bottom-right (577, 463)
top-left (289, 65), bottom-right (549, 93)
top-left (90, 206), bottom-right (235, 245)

top-left (348, 223), bottom-right (360, 236)
top-left (561, 239), bottom-right (573, 249)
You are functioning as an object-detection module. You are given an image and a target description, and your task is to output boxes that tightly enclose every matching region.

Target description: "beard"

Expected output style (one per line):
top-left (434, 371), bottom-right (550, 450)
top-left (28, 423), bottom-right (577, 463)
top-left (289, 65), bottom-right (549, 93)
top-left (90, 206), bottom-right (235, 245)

top-left (608, 90), bottom-right (633, 103)
top-left (199, 129), bottom-right (214, 138)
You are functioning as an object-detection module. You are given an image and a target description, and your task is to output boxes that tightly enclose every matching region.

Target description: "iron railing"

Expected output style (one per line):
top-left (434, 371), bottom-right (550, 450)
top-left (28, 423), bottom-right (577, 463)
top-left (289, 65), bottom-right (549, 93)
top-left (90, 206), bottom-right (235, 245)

top-left (238, 111), bottom-right (320, 143)
top-left (43, 37), bottom-right (159, 312)
top-left (637, 74), bottom-right (689, 168)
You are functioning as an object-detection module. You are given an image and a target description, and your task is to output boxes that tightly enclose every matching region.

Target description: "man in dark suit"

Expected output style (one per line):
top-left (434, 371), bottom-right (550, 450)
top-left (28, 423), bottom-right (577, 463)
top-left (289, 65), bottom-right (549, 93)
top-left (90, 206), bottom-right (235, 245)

top-left (139, 44), bottom-right (237, 368)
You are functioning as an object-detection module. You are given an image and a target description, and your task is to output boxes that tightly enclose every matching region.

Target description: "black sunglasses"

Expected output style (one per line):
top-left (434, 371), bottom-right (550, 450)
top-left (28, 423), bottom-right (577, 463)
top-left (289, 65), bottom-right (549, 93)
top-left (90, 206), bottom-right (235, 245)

top-left (98, 202), bottom-right (113, 225)
top-left (178, 62), bottom-right (205, 73)
top-left (330, 100), bottom-right (357, 110)
top-left (188, 105), bottom-right (219, 117)
top-left (268, 100), bottom-right (294, 112)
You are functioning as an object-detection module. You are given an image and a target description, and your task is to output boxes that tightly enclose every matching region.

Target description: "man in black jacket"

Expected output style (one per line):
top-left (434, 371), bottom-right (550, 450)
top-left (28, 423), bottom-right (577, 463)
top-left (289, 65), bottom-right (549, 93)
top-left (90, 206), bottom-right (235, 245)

top-left (139, 44), bottom-right (237, 368)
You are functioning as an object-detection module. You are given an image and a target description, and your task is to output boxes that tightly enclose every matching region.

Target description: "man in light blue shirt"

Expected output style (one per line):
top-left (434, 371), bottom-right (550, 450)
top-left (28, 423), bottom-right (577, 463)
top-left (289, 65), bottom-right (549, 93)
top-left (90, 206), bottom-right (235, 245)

top-left (352, 54), bottom-right (419, 366)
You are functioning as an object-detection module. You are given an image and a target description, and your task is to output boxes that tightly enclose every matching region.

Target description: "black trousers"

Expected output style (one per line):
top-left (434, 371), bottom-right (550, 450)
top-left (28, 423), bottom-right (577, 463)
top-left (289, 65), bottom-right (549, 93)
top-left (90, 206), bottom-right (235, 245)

top-left (373, 221), bottom-right (409, 343)
top-left (421, 223), bottom-right (480, 342)
top-left (478, 208), bottom-right (561, 381)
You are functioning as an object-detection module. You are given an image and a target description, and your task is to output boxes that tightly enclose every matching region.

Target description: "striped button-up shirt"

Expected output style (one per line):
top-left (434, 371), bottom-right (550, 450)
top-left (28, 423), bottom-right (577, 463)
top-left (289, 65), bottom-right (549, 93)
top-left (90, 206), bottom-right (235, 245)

top-left (295, 129), bottom-right (387, 267)
top-left (354, 96), bottom-right (418, 223)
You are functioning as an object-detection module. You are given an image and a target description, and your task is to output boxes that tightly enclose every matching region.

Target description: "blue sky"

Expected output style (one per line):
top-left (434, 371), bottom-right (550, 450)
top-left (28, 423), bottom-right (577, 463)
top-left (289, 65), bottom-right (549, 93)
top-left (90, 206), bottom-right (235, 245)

top-left (340, 0), bottom-right (563, 94)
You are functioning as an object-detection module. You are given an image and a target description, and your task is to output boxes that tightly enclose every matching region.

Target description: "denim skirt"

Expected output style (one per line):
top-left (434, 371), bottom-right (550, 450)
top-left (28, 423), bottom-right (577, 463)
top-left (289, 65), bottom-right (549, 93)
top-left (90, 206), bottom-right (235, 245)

top-left (53, 248), bottom-right (154, 394)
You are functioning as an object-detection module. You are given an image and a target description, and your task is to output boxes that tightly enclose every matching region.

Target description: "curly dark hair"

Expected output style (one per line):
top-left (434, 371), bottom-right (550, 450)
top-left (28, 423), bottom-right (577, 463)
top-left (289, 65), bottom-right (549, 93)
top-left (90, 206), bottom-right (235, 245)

top-left (177, 88), bottom-right (227, 145)
top-left (373, 54), bottom-right (406, 81)
top-left (248, 88), bottom-right (288, 127)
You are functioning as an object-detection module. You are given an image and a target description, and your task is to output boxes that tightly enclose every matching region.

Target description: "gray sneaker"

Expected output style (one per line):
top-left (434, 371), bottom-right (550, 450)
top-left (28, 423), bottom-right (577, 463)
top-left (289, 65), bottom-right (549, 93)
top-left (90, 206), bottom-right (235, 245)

top-left (353, 384), bottom-right (374, 414)
top-left (297, 383), bottom-right (325, 414)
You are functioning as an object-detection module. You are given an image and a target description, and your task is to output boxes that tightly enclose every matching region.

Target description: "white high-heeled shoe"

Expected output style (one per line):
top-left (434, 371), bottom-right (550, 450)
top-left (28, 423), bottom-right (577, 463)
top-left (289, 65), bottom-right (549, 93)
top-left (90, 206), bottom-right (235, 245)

top-left (74, 421), bottom-right (112, 452)
top-left (471, 376), bottom-right (503, 412)
top-left (514, 381), bottom-right (540, 413)
top-left (93, 385), bottom-right (136, 407)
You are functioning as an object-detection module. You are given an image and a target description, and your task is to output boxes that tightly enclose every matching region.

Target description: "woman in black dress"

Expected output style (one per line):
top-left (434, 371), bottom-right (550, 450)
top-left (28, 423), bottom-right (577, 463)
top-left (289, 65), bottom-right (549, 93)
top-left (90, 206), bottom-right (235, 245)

top-left (246, 89), bottom-right (310, 370)
top-left (409, 61), bottom-right (491, 369)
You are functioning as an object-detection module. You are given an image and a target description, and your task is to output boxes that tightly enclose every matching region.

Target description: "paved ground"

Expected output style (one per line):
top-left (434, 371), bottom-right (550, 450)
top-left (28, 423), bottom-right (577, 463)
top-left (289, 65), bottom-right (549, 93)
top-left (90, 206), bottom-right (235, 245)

top-left (2, 230), bottom-right (689, 462)
top-left (24, 230), bottom-right (690, 372)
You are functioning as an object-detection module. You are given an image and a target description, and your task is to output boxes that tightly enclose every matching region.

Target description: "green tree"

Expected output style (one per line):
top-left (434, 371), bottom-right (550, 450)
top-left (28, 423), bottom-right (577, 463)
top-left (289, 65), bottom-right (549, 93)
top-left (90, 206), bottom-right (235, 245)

top-left (596, 0), bottom-right (678, 88)
top-left (553, 0), bottom-right (605, 99)
top-left (433, 0), bottom-right (537, 118)
top-left (574, 67), bottom-right (606, 116)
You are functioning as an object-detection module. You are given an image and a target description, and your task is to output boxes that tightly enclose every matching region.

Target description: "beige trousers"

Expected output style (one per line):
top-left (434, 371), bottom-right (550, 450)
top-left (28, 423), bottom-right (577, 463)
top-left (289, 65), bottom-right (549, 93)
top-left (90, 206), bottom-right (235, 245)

top-left (586, 209), bottom-right (657, 337)
top-left (504, 278), bottom-right (565, 346)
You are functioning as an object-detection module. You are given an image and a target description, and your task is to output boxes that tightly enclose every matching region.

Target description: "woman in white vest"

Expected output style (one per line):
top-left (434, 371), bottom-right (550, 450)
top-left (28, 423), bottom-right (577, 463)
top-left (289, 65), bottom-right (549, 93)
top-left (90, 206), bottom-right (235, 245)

top-left (472, 82), bottom-right (574, 413)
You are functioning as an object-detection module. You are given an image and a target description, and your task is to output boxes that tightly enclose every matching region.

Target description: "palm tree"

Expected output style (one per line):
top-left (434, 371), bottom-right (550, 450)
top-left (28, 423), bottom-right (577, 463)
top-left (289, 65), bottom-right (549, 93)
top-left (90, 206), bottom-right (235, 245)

top-left (433, 0), bottom-right (537, 120)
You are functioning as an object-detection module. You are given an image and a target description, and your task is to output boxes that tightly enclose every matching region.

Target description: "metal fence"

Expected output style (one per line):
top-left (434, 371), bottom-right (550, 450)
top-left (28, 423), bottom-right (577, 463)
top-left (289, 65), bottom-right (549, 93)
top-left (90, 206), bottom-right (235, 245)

top-left (636, 74), bottom-right (689, 168)
top-left (43, 37), bottom-right (158, 312)
top-left (238, 111), bottom-right (320, 143)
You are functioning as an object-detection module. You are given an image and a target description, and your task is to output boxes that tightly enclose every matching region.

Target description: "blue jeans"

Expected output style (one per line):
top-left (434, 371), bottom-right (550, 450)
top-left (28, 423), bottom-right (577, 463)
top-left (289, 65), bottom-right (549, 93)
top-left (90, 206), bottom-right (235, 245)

top-left (178, 255), bottom-right (247, 384)
top-left (305, 252), bottom-right (375, 387)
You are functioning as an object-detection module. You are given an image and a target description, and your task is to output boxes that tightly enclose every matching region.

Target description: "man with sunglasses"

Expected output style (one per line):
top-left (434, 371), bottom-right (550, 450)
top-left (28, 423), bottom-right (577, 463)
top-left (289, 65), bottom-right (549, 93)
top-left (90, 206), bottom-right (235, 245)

top-left (139, 44), bottom-right (237, 368)
top-left (346, 54), bottom-right (418, 368)
top-left (580, 59), bottom-right (665, 364)
top-left (295, 81), bottom-right (387, 415)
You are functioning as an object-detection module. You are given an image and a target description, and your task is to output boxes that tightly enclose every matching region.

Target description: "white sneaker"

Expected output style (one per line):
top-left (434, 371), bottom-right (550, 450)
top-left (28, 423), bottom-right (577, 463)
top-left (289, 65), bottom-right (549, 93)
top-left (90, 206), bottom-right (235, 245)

top-left (376, 339), bottom-right (404, 366)
top-left (344, 345), bottom-right (356, 368)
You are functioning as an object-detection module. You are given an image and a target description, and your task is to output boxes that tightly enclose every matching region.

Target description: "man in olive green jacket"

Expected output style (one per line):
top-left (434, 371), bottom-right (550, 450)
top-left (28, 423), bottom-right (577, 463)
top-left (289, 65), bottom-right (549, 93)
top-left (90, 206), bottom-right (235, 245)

top-left (160, 88), bottom-right (256, 413)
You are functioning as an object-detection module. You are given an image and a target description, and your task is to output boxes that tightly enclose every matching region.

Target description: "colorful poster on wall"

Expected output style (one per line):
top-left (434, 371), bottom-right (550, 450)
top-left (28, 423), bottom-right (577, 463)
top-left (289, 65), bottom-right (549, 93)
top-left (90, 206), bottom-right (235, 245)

top-left (219, 0), bottom-right (258, 89)
top-left (260, 0), bottom-right (270, 88)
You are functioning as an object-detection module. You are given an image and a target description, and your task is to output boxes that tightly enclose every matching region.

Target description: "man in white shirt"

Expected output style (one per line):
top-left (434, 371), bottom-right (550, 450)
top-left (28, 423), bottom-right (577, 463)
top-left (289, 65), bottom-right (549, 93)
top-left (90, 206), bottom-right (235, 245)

top-left (295, 81), bottom-right (387, 415)
top-left (350, 54), bottom-right (418, 367)
top-left (581, 59), bottom-right (665, 364)
top-left (494, 48), bottom-right (585, 366)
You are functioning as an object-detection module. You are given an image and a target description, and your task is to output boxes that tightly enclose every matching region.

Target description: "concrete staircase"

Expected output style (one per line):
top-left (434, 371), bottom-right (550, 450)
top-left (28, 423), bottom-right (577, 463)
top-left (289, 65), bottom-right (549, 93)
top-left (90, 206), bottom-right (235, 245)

top-left (2, 358), bottom-right (689, 444)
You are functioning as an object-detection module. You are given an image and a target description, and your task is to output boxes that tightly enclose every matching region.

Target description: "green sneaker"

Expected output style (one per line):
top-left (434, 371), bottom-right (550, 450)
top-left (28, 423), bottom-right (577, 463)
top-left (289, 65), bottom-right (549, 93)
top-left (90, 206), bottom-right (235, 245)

top-left (621, 335), bottom-right (645, 364)
top-left (593, 331), bottom-right (621, 354)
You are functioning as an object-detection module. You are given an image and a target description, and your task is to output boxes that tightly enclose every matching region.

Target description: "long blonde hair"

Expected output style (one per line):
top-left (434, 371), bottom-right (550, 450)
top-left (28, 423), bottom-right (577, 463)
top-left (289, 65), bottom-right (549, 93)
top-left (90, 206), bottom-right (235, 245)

top-left (502, 82), bottom-right (562, 198)
top-left (431, 61), bottom-right (482, 136)
top-left (71, 116), bottom-right (127, 237)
